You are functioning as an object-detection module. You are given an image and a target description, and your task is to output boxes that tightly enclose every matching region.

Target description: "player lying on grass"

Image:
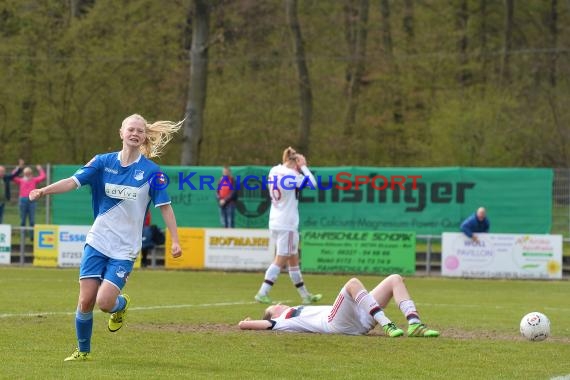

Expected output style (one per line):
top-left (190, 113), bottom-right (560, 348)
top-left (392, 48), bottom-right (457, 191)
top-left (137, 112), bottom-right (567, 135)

top-left (240, 274), bottom-right (439, 337)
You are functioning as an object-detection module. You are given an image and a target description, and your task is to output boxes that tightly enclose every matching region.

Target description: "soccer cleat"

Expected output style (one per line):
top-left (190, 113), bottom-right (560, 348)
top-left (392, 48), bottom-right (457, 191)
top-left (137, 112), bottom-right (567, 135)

top-left (383, 322), bottom-right (405, 337)
top-left (254, 294), bottom-right (273, 304)
top-left (301, 293), bottom-right (323, 305)
top-left (64, 349), bottom-right (91, 362)
top-left (407, 323), bottom-right (440, 337)
top-left (108, 294), bottom-right (131, 332)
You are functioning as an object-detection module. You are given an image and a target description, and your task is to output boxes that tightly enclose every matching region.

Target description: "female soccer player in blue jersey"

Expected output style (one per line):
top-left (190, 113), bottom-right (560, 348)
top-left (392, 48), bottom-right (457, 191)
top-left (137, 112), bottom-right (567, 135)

top-left (29, 114), bottom-right (183, 361)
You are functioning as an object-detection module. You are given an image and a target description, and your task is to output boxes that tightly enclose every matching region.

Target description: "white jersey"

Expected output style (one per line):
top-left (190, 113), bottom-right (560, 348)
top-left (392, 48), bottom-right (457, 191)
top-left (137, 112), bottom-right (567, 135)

top-left (72, 152), bottom-right (170, 261)
top-left (272, 288), bottom-right (376, 336)
top-left (272, 306), bottom-right (333, 333)
top-left (268, 164), bottom-right (316, 231)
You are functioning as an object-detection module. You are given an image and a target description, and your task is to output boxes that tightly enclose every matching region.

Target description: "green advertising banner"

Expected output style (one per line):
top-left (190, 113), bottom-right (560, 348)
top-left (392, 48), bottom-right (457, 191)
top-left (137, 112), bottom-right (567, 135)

top-left (298, 167), bottom-right (553, 235)
top-left (51, 165), bottom-right (553, 235)
top-left (300, 230), bottom-right (416, 275)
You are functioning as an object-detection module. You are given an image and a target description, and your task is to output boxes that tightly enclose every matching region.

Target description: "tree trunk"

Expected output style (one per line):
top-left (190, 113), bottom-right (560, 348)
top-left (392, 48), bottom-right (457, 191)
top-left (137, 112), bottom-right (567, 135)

top-left (456, 0), bottom-right (470, 85)
top-left (547, 0), bottom-right (557, 87)
top-left (285, 0), bottom-right (312, 155)
top-left (20, 98), bottom-right (35, 161)
top-left (403, 0), bottom-right (414, 53)
top-left (380, 0), bottom-right (392, 55)
top-left (479, 0), bottom-right (487, 83)
top-left (501, 0), bottom-right (514, 83)
top-left (380, 0), bottom-right (403, 124)
top-left (70, 0), bottom-right (81, 18)
top-left (343, 0), bottom-right (358, 93)
top-left (20, 44), bottom-right (37, 161)
top-left (181, 0), bottom-right (210, 166)
top-left (344, 0), bottom-right (369, 136)
top-left (70, 0), bottom-right (93, 18)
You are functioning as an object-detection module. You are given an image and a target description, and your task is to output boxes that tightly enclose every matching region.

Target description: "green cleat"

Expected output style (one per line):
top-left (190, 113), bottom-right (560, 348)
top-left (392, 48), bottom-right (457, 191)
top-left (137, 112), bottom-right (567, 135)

top-left (64, 349), bottom-right (91, 362)
top-left (383, 322), bottom-right (405, 337)
top-left (408, 323), bottom-right (440, 337)
top-left (302, 293), bottom-right (323, 305)
top-left (108, 294), bottom-right (131, 332)
top-left (254, 294), bottom-right (273, 304)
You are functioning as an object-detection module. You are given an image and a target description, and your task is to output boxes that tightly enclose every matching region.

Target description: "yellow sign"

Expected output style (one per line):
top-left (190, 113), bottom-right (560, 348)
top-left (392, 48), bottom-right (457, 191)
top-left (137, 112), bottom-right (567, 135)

top-left (165, 228), bottom-right (205, 269)
top-left (33, 225), bottom-right (59, 267)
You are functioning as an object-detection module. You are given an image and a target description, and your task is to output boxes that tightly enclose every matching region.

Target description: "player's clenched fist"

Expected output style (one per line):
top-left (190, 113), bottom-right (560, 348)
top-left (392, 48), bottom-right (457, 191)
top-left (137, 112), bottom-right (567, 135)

top-left (171, 242), bottom-right (182, 258)
top-left (29, 188), bottom-right (44, 201)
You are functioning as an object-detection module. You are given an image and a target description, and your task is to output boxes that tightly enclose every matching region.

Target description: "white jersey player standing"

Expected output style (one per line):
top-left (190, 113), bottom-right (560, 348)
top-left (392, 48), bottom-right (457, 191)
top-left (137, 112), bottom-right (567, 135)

top-left (243, 274), bottom-right (439, 338)
top-left (254, 147), bottom-right (322, 305)
top-left (30, 114), bottom-right (183, 362)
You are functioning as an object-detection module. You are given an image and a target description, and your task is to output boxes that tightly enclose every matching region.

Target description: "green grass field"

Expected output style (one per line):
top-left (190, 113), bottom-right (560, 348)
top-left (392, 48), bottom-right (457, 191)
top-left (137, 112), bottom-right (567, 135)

top-left (0, 268), bottom-right (569, 379)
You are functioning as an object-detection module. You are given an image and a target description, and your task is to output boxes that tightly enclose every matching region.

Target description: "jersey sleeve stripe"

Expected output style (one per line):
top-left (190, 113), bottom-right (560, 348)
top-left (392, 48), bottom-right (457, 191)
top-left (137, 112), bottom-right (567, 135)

top-left (71, 176), bottom-right (82, 188)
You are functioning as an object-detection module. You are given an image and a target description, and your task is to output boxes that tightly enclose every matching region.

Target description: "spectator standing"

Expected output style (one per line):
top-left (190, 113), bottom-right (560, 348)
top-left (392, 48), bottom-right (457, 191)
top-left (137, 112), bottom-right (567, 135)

top-left (12, 164), bottom-right (45, 239)
top-left (216, 166), bottom-right (237, 228)
top-left (460, 207), bottom-right (490, 242)
top-left (0, 159), bottom-right (24, 224)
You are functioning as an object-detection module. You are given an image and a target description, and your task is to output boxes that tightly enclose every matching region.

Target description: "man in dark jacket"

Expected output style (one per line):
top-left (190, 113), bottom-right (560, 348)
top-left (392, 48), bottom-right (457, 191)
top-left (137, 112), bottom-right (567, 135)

top-left (460, 207), bottom-right (490, 241)
top-left (0, 159), bottom-right (24, 224)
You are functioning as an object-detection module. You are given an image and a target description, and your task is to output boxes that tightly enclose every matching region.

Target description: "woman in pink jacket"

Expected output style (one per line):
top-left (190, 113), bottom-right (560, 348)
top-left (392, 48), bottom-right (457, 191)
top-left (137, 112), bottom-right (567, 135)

top-left (13, 165), bottom-right (46, 240)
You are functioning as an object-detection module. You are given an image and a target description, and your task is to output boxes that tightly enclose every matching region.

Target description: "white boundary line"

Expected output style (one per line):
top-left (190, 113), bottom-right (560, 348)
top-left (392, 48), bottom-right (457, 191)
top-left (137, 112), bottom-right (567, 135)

top-left (417, 303), bottom-right (570, 312)
top-left (0, 300), bottom-right (291, 319)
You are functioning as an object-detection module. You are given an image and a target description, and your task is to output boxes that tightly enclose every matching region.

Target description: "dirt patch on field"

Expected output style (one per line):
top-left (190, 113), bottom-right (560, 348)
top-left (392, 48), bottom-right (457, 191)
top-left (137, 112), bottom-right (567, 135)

top-left (132, 322), bottom-right (240, 334)
top-left (132, 323), bottom-right (570, 342)
top-left (370, 327), bottom-right (570, 342)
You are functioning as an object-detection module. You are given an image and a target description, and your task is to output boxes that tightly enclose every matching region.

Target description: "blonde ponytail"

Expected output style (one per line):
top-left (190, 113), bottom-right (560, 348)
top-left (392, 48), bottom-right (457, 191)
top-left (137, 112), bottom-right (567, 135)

top-left (282, 146), bottom-right (297, 164)
top-left (122, 114), bottom-right (183, 158)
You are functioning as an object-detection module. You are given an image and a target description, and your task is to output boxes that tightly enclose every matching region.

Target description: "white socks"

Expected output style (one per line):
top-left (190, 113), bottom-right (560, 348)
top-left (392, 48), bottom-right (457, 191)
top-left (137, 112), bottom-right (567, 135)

top-left (355, 290), bottom-right (391, 326)
top-left (399, 299), bottom-right (421, 325)
top-left (288, 266), bottom-right (309, 298)
top-left (258, 264), bottom-right (281, 295)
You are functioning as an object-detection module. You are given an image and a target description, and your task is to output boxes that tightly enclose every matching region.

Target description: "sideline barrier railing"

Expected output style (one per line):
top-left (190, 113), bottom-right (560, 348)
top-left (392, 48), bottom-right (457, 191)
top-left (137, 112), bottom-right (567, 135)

top-left (6, 227), bottom-right (570, 277)
top-left (417, 234), bottom-right (442, 275)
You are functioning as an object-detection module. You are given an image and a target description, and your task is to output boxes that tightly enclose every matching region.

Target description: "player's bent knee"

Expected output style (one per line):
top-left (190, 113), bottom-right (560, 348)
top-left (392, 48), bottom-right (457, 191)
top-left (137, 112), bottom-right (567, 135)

top-left (77, 299), bottom-right (95, 313)
top-left (345, 277), bottom-right (362, 290)
top-left (388, 274), bottom-right (404, 283)
top-left (96, 297), bottom-right (115, 313)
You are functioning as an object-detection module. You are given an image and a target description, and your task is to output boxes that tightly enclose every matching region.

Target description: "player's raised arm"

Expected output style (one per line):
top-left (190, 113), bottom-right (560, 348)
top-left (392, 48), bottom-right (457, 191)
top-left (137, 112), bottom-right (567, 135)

top-left (294, 154), bottom-right (316, 188)
top-left (29, 177), bottom-right (78, 201)
top-left (238, 318), bottom-right (273, 330)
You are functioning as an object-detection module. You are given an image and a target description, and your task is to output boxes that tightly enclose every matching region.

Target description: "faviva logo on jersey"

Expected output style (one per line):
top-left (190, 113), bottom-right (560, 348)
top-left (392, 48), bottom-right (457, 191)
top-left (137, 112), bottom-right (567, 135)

top-left (105, 184), bottom-right (138, 201)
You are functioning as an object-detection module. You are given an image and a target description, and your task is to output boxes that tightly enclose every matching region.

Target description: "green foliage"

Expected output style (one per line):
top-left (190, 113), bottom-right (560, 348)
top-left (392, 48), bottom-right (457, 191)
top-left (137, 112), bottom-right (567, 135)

top-left (0, 268), bottom-right (570, 379)
top-left (0, 1), bottom-right (568, 166)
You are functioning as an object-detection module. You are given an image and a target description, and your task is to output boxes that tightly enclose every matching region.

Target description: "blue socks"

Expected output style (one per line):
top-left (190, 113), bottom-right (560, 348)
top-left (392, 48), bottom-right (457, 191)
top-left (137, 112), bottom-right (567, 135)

top-left (75, 309), bottom-right (93, 353)
top-left (75, 296), bottom-right (125, 353)
top-left (110, 295), bottom-right (127, 313)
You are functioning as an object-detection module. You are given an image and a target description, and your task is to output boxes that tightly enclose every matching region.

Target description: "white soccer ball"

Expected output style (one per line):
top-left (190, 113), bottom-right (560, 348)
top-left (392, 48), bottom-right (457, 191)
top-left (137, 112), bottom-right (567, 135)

top-left (520, 312), bottom-right (550, 341)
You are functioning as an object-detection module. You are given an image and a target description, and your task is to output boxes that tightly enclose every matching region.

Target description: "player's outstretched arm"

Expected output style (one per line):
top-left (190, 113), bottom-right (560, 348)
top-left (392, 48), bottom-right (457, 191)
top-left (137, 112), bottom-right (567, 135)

top-left (159, 204), bottom-right (182, 258)
top-left (238, 318), bottom-right (273, 330)
top-left (29, 177), bottom-right (78, 201)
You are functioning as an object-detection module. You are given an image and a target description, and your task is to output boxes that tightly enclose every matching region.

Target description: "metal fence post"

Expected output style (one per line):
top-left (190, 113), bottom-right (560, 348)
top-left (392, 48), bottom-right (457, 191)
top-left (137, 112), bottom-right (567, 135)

top-left (426, 236), bottom-right (432, 275)
top-left (151, 247), bottom-right (157, 269)
top-left (46, 162), bottom-right (51, 224)
top-left (19, 227), bottom-right (25, 265)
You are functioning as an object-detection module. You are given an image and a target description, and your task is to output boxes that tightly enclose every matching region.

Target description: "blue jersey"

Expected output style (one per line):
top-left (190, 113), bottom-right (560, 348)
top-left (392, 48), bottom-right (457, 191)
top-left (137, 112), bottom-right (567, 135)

top-left (460, 213), bottom-right (490, 238)
top-left (72, 152), bottom-right (170, 260)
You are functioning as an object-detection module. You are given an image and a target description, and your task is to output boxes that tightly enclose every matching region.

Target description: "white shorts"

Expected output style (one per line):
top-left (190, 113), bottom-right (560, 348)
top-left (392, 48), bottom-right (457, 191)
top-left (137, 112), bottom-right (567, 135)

top-left (271, 230), bottom-right (299, 256)
top-left (326, 287), bottom-right (376, 335)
